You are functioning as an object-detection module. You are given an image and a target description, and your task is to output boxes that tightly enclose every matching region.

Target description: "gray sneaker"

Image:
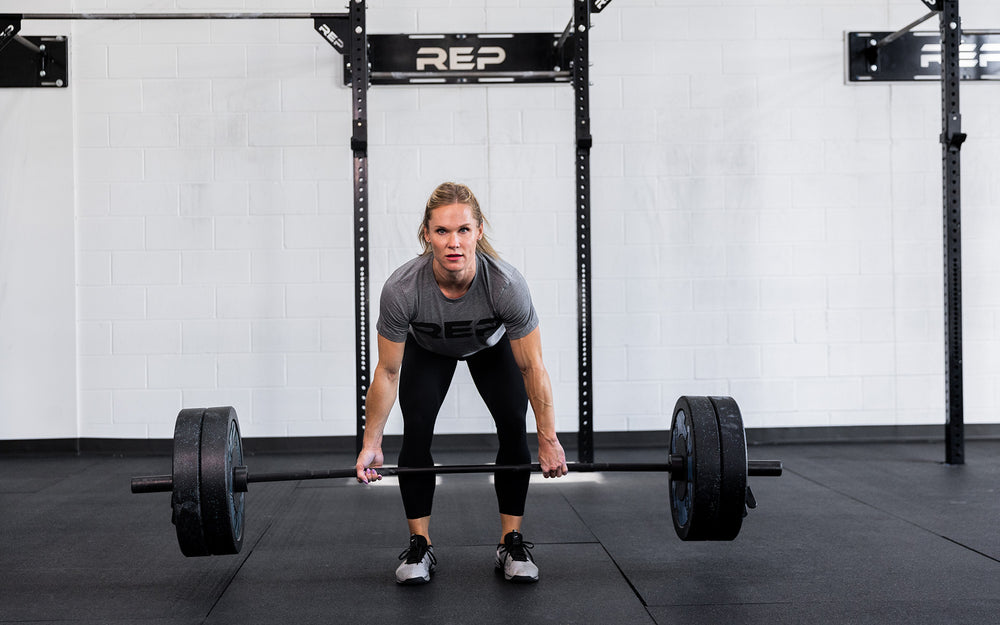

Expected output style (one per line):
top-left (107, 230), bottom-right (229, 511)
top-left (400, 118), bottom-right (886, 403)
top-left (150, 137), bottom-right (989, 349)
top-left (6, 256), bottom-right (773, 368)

top-left (495, 530), bottom-right (538, 583)
top-left (395, 534), bottom-right (436, 585)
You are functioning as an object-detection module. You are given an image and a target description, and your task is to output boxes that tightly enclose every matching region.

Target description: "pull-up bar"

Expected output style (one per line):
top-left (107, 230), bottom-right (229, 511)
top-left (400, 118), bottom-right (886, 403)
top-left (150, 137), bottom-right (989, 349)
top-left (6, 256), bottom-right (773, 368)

top-left (18, 13), bottom-right (321, 20)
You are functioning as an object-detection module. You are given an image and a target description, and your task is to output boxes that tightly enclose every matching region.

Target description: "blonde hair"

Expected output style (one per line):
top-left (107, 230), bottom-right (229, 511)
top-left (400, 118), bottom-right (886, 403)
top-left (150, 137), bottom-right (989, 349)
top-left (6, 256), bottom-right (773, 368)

top-left (418, 182), bottom-right (499, 259)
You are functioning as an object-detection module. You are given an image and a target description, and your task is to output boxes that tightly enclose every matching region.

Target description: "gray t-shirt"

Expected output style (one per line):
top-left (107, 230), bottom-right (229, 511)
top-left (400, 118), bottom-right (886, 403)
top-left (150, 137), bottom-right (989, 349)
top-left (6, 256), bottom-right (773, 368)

top-left (376, 252), bottom-right (539, 359)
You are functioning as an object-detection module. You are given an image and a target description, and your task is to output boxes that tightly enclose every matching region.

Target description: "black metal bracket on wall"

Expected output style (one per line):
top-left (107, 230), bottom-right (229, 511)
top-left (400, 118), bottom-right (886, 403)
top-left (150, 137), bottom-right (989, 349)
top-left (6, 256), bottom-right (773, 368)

top-left (0, 15), bottom-right (67, 88)
top-left (846, 29), bottom-right (1000, 82)
top-left (846, 0), bottom-right (967, 465)
top-left (353, 32), bottom-right (573, 85)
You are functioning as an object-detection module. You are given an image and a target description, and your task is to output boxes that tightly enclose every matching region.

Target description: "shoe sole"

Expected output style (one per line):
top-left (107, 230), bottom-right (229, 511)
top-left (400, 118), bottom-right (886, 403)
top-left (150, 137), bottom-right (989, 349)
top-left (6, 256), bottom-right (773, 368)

top-left (396, 566), bottom-right (434, 585)
top-left (505, 574), bottom-right (538, 584)
top-left (495, 566), bottom-right (538, 584)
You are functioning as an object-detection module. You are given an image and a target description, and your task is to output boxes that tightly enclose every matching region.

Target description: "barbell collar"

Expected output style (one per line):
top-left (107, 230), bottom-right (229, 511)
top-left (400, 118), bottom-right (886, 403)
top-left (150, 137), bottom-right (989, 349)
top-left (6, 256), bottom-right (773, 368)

top-left (233, 465), bottom-right (249, 493)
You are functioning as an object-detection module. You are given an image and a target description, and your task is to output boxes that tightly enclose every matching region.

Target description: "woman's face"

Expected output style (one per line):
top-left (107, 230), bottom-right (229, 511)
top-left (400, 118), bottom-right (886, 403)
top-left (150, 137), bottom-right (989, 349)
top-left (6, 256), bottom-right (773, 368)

top-left (424, 203), bottom-right (483, 277)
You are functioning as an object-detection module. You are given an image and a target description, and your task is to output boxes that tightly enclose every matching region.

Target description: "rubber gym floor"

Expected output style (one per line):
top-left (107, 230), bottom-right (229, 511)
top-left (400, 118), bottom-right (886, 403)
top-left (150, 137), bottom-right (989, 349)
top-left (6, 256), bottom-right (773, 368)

top-left (3, 439), bottom-right (1000, 625)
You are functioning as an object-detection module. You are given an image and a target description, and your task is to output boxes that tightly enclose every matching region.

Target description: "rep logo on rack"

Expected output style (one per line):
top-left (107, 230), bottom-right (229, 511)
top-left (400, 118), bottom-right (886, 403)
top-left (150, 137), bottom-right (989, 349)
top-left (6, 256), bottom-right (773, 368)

top-left (415, 46), bottom-right (507, 71)
top-left (921, 42), bottom-right (1000, 69)
top-left (316, 23), bottom-right (345, 51)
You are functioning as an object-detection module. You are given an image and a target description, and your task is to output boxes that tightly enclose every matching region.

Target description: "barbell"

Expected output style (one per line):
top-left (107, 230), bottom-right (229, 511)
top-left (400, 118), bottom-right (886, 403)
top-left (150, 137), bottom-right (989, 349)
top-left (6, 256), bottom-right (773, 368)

top-left (130, 395), bottom-right (783, 557)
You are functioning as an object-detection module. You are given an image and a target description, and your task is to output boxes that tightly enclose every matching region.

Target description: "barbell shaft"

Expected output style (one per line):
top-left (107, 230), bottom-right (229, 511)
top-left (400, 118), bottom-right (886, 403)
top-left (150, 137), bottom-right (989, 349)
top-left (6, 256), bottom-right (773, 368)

top-left (130, 459), bottom-right (782, 494)
top-left (251, 462), bottom-right (675, 483)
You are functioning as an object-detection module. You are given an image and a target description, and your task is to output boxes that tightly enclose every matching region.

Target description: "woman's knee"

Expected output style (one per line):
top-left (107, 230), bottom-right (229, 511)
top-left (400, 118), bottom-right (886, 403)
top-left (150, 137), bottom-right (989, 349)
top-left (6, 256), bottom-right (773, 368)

top-left (496, 429), bottom-right (530, 464)
top-left (399, 437), bottom-right (434, 467)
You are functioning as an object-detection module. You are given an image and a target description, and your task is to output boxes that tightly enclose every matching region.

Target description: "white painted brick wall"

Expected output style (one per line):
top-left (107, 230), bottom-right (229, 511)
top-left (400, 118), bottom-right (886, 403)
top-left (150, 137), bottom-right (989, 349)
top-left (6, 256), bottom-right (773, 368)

top-left (2, 0), bottom-right (1000, 440)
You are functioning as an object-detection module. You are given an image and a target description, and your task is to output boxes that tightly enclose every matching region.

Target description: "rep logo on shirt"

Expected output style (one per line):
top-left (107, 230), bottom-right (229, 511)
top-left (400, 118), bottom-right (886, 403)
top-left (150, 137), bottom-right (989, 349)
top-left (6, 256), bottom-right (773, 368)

top-left (411, 317), bottom-right (502, 339)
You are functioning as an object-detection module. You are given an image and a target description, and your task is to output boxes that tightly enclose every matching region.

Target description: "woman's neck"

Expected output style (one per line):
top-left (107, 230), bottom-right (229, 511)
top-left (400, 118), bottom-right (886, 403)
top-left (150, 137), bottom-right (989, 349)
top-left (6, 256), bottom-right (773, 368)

top-left (432, 253), bottom-right (477, 298)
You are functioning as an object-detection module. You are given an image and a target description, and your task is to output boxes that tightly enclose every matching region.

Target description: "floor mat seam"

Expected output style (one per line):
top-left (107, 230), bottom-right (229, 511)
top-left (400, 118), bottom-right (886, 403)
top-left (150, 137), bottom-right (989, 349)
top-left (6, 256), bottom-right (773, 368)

top-left (787, 467), bottom-right (1000, 564)
top-left (556, 486), bottom-right (651, 610)
top-left (200, 483), bottom-right (299, 624)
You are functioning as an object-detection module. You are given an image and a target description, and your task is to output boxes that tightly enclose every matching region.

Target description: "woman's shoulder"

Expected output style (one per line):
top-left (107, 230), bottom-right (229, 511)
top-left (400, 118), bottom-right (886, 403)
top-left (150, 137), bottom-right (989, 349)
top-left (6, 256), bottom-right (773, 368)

top-left (478, 252), bottom-right (521, 281)
top-left (479, 253), bottom-right (524, 286)
top-left (386, 254), bottom-right (431, 287)
top-left (478, 253), bottom-right (530, 299)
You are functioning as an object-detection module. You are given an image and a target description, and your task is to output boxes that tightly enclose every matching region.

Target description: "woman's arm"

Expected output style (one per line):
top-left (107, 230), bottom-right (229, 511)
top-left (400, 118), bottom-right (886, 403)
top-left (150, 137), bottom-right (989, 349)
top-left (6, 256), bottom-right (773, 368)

top-left (355, 334), bottom-right (406, 483)
top-left (509, 327), bottom-right (568, 478)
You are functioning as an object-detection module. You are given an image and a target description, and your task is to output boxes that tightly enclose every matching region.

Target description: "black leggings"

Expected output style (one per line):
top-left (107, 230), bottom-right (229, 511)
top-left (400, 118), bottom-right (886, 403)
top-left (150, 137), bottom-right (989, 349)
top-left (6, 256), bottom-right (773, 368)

top-left (397, 333), bottom-right (531, 519)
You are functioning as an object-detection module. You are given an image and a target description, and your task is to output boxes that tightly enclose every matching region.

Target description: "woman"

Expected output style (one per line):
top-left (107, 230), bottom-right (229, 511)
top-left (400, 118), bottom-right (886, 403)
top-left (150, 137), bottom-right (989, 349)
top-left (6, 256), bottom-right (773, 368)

top-left (355, 181), bottom-right (568, 585)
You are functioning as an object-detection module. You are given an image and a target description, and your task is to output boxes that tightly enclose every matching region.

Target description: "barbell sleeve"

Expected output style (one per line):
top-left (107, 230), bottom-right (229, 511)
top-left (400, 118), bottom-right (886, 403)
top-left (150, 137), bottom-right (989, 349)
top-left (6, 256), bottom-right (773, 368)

top-left (748, 460), bottom-right (783, 477)
top-left (131, 474), bottom-right (174, 494)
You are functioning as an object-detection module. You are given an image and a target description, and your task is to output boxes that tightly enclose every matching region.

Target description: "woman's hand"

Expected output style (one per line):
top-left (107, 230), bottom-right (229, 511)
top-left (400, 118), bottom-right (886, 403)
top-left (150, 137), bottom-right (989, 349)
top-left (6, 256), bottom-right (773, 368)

top-left (537, 436), bottom-right (568, 478)
top-left (355, 447), bottom-right (385, 484)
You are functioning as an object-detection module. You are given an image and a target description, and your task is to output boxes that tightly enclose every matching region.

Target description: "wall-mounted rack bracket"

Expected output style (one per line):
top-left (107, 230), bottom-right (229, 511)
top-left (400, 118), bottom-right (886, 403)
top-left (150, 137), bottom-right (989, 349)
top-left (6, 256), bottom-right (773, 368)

top-left (848, 30), bottom-right (1000, 82)
top-left (354, 32), bottom-right (575, 86)
top-left (0, 15), bottom-right (67, 88)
